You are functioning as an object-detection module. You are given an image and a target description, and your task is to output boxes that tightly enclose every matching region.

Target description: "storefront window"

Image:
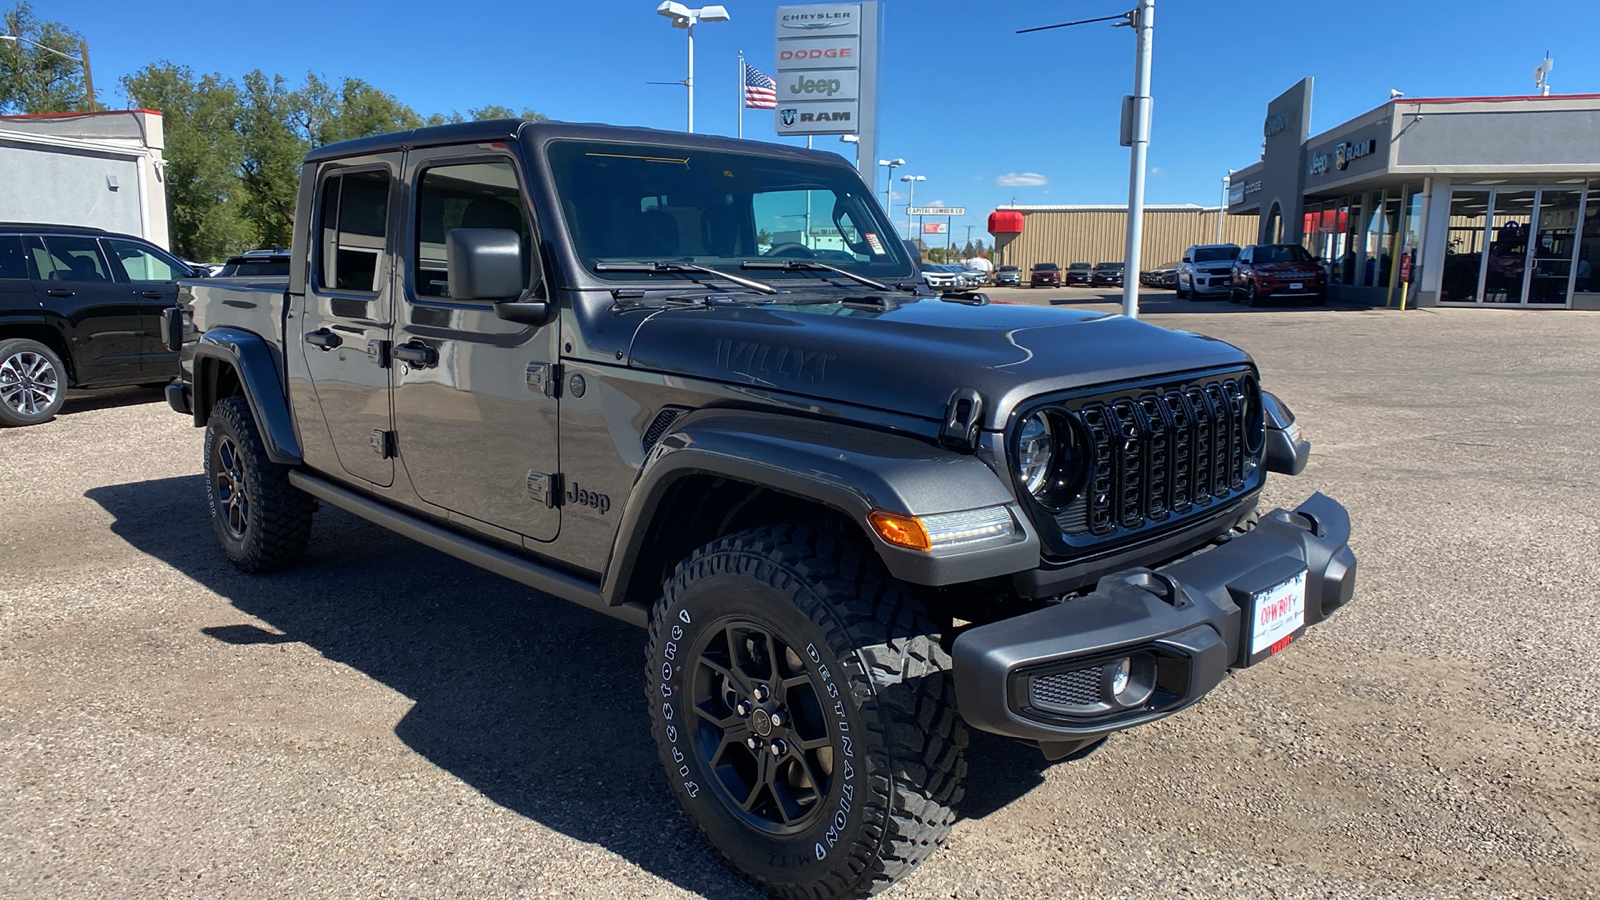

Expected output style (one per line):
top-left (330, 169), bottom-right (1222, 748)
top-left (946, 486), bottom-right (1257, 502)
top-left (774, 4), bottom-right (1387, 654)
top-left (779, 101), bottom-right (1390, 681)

top-left (1577, 183), bottom-right (1600, 296)
top-left (1485, 190), bottom-right (1534, 304)
top-left (1441, 190), bottom-right (1489, 303)
top-left (1341, 195), bottom-right (1363, 285)
top-left (1528, 190), bottom-right (1581, 305)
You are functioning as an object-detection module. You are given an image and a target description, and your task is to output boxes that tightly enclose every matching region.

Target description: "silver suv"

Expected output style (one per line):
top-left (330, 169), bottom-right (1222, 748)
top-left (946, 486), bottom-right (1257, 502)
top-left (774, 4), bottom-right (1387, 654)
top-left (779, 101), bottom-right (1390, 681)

top-left (1176, 243), bottom-right (1241, 300)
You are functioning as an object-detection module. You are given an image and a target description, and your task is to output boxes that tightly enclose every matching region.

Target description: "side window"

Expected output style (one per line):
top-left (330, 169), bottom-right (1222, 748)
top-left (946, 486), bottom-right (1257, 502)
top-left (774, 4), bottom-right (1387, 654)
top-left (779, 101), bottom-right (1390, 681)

top-left (39, 236), bottom-right (112, 282)
top-left (317, 168), bottom-right (390, 293)
top-left (105, 238), bottom-right (183, 283)
top-left (0, 236), bottom-right (27, 280)
top-left (413, 159), bottom-right (530, 299)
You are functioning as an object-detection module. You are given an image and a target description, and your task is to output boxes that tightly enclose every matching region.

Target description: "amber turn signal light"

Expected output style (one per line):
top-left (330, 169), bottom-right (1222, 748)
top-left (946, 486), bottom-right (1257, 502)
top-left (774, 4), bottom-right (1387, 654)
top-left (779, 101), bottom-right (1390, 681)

top-left (868, 510), bottom-right (931, 552)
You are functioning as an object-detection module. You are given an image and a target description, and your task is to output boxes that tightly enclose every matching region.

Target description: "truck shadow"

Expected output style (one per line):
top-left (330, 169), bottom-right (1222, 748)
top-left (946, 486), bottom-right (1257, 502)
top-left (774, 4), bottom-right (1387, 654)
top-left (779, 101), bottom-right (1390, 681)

top-left (85, 475), bottom-right (1047, 895)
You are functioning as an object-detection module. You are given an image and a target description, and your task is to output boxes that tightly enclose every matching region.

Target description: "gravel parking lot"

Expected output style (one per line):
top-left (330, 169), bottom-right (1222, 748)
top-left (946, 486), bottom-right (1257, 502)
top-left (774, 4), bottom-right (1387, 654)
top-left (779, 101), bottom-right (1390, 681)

top-left (2, 293), bottom-right (1597, 900)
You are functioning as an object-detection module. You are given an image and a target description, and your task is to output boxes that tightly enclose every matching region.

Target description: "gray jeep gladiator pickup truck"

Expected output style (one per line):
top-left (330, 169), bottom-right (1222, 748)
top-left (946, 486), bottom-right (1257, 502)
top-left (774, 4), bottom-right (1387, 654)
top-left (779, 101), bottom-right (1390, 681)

top-left (164, 119), bottom-right (1356, 900)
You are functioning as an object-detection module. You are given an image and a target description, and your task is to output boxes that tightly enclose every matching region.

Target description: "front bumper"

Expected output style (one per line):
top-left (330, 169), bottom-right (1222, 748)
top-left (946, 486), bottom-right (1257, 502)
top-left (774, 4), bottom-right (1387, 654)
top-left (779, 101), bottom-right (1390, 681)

top-left (952, 492), bottom-right (1355, 748)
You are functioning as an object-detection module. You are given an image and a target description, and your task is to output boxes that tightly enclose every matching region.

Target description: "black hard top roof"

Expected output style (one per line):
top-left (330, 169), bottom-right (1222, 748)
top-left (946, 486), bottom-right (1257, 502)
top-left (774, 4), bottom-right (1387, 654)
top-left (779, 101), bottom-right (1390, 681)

top-left (0, 222), bottom-right (109, 235)
top-left (304, 118), bottom-right (851, 167)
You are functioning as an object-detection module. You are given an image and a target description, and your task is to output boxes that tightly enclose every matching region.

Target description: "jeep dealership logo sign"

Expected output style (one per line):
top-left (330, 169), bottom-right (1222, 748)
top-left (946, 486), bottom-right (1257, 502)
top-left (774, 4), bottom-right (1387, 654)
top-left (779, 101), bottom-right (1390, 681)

top-left (1308, 138), bottom-right (1378, 176)
top-left (775, 3), bottom-right (877, 137)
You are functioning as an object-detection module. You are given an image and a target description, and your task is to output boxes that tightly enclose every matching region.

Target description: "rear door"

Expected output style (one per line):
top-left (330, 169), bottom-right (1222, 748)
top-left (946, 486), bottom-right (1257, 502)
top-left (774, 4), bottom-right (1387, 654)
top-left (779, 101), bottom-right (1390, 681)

top-left (299, 157), bottom-right (400, 487)
top-left (31, 234), bottom-right (143, 386)
top-left (390, 147), bottom-right (560, 542)
top-left (0, 235), bottom-right (38, 320)
top-left (102, 236), bottom-right (189, 378)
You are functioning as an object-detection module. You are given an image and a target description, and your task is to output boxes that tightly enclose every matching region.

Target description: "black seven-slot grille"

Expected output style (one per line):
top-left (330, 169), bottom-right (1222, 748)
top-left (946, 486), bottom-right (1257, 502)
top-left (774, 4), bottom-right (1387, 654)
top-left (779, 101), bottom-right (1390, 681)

top-left (1053, 375), bottom-right (1253, 537)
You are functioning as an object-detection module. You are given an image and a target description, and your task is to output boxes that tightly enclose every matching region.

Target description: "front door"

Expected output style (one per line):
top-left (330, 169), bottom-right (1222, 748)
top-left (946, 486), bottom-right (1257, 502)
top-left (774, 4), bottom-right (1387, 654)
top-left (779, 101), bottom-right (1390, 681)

top-left (102, 236), bottom-right (189, 378)
top-left (30, 234), bottom-right (144, 386)
top-left (299, 157), bottom-right (400, 487)
top-left (391, 149), bottom-right (561, 543)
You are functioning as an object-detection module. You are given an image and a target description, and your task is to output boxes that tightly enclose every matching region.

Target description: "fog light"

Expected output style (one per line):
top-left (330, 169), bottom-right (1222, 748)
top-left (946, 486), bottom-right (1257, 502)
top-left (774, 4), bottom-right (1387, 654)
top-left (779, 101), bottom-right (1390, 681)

top-left (1110, 657), bottom-right (1131, 696)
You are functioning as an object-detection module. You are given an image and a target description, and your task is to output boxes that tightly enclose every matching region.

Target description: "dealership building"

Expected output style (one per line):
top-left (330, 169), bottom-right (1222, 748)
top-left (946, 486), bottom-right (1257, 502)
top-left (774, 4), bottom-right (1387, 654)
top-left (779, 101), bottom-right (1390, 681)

top-left (0, 110), bottom-right (171, 249)
top-left (1228, 79), bottom-right (1600, 309)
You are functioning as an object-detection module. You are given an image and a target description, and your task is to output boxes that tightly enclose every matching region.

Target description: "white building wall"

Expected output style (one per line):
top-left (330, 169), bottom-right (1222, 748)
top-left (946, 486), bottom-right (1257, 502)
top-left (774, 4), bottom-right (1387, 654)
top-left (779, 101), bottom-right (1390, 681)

top-left (0, 111), bottom-right (169, 249)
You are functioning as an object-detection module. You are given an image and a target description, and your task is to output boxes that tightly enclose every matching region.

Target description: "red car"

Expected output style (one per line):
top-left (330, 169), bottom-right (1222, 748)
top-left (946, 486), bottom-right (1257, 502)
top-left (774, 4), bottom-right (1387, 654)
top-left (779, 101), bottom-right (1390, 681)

top-left (1029, 262), bottom-right (1062, 287)
top-left (1230, 244), bottom-right (1326, 306)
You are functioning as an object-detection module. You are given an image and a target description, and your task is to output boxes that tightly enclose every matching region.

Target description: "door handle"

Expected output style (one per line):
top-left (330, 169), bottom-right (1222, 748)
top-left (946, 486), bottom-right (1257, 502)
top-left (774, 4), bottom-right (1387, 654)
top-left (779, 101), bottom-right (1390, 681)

top-left (45, 289), bottom-right (73, 298)
top-left (304, 329), bottom-right (343, 350)
top-left (140, 290), bottom-right (165, 299)
top-left (392, 341), bottom-right (438, 367)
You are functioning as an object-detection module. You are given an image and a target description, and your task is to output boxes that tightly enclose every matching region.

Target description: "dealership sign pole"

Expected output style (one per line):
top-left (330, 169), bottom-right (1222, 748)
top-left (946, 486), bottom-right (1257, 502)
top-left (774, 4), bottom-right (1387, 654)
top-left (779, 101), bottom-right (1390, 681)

top-left (774, 2), bottom-right (880, 182)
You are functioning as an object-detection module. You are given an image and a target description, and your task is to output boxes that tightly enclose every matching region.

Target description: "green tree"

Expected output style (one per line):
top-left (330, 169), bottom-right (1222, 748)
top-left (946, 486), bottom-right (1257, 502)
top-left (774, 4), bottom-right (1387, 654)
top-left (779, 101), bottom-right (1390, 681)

top-left (0, 2), bottom-right (91, 114)
top-left (236, 70), bottom-right (305, 248)
top-left (122, 62), bottom-right (251, 260)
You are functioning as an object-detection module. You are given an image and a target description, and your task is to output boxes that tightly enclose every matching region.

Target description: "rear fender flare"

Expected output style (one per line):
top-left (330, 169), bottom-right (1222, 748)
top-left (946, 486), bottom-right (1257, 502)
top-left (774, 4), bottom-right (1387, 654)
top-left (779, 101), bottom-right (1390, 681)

top-left (192, 327), bottom-right (302, 465)
top-left (600, 410), bottom-right (1040, 606)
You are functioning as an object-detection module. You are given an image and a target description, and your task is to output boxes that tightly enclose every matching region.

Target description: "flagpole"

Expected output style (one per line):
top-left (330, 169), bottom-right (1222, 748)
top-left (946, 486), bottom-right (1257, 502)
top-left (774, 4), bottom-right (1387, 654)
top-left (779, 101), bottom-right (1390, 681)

top-left (737, 51), bottom-right (744, 140)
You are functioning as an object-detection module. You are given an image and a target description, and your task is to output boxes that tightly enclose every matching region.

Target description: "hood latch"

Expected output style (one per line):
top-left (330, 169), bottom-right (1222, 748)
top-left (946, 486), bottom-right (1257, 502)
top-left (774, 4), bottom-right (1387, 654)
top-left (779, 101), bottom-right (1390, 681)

top-left (940, 388), bottom-right (985, 452)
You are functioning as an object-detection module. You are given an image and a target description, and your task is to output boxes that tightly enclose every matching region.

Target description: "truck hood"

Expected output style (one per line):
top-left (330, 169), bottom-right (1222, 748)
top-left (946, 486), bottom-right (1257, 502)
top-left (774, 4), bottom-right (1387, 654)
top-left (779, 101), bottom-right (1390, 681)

top-left (626, 297), bottom-right (1250, 429)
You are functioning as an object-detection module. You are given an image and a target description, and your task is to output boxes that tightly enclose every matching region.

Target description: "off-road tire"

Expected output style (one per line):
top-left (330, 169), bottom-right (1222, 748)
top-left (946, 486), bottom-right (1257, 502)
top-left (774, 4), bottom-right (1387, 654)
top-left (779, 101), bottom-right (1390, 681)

top-left (204, 395), bottom-right (313, 572)
top-left (645, 525), bottom-right (967, 900)
top-left (0, 338), bottom-right (67, 427)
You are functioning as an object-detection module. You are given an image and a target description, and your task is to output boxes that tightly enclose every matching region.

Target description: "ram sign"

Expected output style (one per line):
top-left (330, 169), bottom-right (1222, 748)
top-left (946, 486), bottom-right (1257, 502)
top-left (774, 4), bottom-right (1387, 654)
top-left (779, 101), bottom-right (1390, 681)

top-left (774, 3), bottom-right (880, 139)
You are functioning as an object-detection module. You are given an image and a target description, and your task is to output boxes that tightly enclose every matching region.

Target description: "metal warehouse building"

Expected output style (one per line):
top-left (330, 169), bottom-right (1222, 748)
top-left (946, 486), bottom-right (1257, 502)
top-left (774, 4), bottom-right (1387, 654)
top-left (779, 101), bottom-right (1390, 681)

top-left (988, 205), bottom-right (1257, 274)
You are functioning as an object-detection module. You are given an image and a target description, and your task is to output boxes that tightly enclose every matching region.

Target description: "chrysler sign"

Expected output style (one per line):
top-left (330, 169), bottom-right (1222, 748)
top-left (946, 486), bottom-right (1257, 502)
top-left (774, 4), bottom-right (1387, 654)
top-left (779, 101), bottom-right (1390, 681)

top-left (775, 3), bottom-right (879, 137)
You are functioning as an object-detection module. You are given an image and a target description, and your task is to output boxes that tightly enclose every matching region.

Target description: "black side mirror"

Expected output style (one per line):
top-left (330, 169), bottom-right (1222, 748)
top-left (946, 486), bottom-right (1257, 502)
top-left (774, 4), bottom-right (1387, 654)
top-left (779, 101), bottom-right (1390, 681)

top-left (447, 227), bottom-right (552, 326)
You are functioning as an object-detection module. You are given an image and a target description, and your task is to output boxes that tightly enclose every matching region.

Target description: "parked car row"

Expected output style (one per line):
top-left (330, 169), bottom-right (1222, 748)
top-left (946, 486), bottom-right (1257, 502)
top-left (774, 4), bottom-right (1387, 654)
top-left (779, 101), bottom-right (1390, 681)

top-left (920, 262), bottom-right (990, 291)
top-left (1169, 242), bottom-right (1326, 305)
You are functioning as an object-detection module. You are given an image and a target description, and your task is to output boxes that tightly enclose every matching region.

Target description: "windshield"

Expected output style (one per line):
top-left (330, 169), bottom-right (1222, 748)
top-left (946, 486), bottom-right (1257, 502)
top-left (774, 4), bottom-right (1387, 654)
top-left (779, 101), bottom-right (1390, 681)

top-left (1034, 263), bottom-right (1058, 270)
top-left (1095, 263), bottom-right (1122, 270)
top-left (1069, 263), bottom-right (1091, 269)
top-left (548, 140), bottom-right (915, 282)
top-left (1254, 245), bottom-right (1313, 263)
top-left (1194, 247), bottom-right (1239, 263)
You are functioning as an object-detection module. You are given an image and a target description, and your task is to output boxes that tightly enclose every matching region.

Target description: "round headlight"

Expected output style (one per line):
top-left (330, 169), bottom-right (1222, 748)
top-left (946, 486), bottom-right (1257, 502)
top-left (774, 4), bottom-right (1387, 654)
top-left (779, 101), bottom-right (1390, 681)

top-left (1017, 413), bottom-right (1054, 495)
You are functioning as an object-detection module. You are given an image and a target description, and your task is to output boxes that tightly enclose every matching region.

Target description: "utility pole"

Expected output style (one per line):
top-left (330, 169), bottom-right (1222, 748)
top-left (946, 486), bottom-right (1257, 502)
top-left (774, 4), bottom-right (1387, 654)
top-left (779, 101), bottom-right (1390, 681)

top-left (1120, 0), bottom-right (1154, 319)
top-left (0, 34), bottom-right (96, 110)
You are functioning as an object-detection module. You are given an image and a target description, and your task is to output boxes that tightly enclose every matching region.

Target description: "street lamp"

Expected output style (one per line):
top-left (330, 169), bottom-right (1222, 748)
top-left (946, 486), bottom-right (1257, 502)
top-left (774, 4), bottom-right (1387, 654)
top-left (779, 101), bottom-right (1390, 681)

top-left (900, 173), bottom-right (925, 241)
top-left (878, 158), bottom-right (904, 219)
top-left (0, 33), bottom-right (96, 110)
top-left (1217, 169), bottom-right (1234, 243)
top-left (839, 134), bottom-right (859, 168)
top-left (655, 2), bottom-right (730, 134)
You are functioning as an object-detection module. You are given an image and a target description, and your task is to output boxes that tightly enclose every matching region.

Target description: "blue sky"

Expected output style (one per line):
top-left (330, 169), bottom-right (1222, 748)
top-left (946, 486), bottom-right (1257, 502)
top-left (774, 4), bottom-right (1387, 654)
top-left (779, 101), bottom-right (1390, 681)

top-left (48, 0), bottom-right (1600, 242)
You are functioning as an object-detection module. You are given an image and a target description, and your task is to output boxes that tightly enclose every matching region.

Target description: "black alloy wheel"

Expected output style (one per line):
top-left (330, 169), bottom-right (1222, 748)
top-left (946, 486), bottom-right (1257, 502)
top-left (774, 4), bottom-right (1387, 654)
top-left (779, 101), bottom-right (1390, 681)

top-left (203, 395), bottom-right (314, 572)
top-left (684, 619), bottom-right (837, 835)
top-left (0, 338), bottom-right (67, 427)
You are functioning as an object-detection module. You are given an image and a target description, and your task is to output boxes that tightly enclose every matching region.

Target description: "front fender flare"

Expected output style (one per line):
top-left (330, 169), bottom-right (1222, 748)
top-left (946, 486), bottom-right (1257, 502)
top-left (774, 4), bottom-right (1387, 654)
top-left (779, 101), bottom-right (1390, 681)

top-left (191, 327), bottom-right (302, 465)
top-left (601, 410), bottom-right (1040, 606)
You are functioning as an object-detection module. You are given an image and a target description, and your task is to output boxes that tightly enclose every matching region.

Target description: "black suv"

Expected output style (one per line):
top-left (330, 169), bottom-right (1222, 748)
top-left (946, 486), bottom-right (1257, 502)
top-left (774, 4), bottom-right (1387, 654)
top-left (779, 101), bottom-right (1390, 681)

top-left (1065, 262), bottom-right (1093, 285)
top-left (0, 223), bottom-right (198, 426)
top-left (1092, 262), bottom-right (1125, 286)
top-left (215, 249), bottom-right (291, 278)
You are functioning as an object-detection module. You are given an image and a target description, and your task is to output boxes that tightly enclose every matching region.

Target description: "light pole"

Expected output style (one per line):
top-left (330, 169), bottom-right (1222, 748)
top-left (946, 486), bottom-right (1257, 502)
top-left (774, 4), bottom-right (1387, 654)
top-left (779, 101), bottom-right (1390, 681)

top-left (900, 173), bottom-right (924, 242)
top-left (839, 134), bottom-right (859, 168)
top-left (1017, 0), bottom-right (1155, 318)
top-left (655, 2), bottom-right (730, 134)
top-left (1119, 0), bottom-right (1155, 319)
top-left (1217, 169), bottom-right (1233, 243)
top-left (0, 33), bottom-right (96, 110)
top-left (878, 158), bottom-right (904, 221)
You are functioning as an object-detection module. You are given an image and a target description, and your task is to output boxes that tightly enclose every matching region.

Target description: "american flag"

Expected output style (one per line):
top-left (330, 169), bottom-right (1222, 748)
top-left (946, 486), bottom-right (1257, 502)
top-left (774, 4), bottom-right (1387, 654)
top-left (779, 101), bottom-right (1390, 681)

top-left (743, 62), bottom-right (777, 109)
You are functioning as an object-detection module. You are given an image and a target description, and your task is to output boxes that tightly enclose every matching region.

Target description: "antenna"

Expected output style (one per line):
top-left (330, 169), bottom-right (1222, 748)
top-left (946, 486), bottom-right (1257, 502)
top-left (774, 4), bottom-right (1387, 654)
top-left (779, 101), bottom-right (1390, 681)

top-left (1534, 53), bottom-right (1553, 96)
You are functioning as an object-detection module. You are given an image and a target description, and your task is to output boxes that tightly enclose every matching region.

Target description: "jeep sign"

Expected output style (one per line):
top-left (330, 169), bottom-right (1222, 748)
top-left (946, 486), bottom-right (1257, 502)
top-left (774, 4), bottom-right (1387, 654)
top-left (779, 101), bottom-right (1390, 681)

top-left (775, 2), bottom-right (879, 140)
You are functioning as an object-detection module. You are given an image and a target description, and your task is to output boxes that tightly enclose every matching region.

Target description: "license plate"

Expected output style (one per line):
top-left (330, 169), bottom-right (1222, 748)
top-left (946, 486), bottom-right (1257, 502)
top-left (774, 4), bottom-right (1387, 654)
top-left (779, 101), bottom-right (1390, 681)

top-left (1290, 282), bottom-right (1303, 290)
top-left (1247, 570), bottom-right (1307, 660)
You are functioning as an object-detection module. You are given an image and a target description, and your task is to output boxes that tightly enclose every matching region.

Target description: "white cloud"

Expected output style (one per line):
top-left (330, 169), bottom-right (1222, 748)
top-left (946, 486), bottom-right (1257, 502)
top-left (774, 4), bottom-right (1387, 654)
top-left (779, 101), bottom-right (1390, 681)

top-left (889, 190), bottom-right (906, 201)
top-left (971, 175), bottom-right (985, 182)
top-left (927, 200), bottom-right (947, 207)
top-left (1149, 166), bottom-right (1166, 177)
top-left (995, 172), bottom-right (1049, 187)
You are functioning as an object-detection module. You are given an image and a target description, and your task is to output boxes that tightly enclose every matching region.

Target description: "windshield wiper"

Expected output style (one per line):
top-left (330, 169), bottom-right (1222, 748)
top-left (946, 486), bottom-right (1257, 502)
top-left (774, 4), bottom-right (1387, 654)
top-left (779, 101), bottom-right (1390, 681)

top-left (595, 261), bottom-right (778, 295)
top-left (741, 259), bottom-right (892, 292)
